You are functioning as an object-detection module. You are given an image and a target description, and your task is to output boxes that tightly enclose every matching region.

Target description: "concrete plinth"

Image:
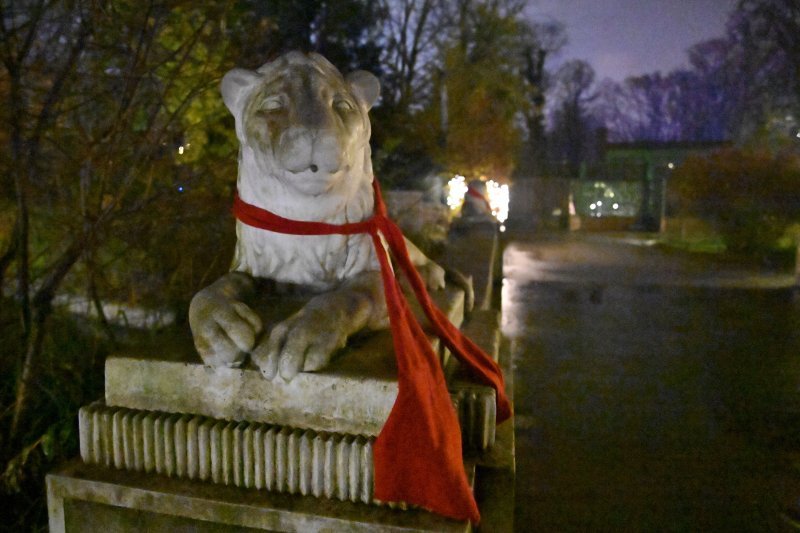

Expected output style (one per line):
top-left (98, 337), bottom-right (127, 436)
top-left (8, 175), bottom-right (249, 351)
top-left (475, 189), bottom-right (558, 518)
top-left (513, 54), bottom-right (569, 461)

top-left (48, 246), bottom-right (515, 531)
top-left (101, 286), bottom-right (496, 451)
top-left (106, 287), bottom-right (467, 437)
top-left (47, 460), bottom-right (472, 532)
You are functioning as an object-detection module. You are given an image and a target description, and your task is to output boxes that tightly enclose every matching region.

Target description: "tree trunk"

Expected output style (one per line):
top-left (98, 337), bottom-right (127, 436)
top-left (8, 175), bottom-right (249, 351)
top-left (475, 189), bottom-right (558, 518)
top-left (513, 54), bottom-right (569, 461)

top-left (795, 242), bottom-right (800, 287)
top-left (9, 238), bottom-right (86, 442)
top-left (9, 71), bottom-right (32, 343)
top-left (9, 306), bottom-right (48, 441)
top-left (0, 218), bottom-right (18, 295)
top-left (89, 269), bottom-right (117, 347)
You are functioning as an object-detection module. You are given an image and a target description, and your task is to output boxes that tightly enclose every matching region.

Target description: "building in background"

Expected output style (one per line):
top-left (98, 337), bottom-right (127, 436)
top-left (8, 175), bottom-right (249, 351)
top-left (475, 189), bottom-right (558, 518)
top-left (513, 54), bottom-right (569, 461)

top-left (583, 141), bottom-right (731, 231)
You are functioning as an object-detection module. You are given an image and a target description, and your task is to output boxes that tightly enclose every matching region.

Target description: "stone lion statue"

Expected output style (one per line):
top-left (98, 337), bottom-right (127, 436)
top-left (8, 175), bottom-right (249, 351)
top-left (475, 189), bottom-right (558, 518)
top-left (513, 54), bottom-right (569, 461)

top-left (189, 52), bottom-right (447, 381)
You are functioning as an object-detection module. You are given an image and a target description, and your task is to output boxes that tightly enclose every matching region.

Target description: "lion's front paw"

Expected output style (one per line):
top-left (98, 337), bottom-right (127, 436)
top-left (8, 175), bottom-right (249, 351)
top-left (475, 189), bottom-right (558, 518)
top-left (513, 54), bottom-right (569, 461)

top-left (416, 260), bottom-right (446, 291)
top-left (189, 292), bottom-right (263, 368)
top-left (251, 308), bottom-right (348, 381)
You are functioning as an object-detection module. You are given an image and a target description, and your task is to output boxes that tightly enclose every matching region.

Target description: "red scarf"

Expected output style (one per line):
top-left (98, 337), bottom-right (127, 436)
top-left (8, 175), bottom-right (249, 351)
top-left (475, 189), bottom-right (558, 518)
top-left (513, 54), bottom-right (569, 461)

top-left (232, 178), bottom-right (512, 523)
top-left (467, 185), bottom-right (493, 214)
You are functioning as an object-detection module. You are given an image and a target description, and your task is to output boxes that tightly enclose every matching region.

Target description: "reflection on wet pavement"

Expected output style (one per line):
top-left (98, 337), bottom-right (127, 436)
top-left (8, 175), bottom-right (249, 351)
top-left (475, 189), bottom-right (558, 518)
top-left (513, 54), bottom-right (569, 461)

top-left (504, 237), bottom-right (800, 532)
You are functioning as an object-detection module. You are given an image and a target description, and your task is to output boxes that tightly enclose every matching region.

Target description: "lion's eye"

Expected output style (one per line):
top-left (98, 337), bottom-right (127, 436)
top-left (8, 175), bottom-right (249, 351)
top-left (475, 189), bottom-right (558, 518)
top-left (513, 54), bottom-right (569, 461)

top-left (333, 98), bottom-right (354, 112)
top-left (260, 97), bottom-right (284, 111)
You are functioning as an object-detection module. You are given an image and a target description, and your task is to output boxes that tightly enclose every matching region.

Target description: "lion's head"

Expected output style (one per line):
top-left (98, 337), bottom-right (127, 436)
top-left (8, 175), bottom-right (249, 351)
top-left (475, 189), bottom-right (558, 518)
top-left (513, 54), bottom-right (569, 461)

top-left (221, 52), bottom-right (380, 214)
top-left (221, 52), bottom-right (382, 287)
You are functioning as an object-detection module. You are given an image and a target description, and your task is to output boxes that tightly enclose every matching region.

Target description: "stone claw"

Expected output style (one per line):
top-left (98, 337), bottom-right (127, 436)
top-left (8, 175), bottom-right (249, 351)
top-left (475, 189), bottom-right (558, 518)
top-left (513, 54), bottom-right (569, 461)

top-left (252, 308), bottom-right (348, 382)
top-left (188, 275), bottom-right (262, 368)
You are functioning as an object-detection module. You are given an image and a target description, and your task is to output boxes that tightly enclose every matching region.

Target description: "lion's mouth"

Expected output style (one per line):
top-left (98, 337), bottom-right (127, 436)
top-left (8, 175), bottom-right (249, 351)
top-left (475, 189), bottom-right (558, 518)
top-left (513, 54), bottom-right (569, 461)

top-left (281, 165), bottom-right (350, 196)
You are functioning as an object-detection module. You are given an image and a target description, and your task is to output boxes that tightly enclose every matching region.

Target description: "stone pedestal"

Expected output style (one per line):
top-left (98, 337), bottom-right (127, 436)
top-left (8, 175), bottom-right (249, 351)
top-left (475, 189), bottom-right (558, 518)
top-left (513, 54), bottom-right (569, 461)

top-left (47, 460), bottom-right (472, 532)
top-left (48, 286), bottom-right (515, 532)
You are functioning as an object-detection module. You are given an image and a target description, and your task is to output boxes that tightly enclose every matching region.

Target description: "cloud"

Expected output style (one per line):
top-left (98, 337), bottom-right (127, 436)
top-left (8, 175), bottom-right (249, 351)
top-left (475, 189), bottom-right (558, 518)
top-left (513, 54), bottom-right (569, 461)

top-left (593, 52), bottom-right (641, 82)
top-left (526, 0), bottom-right (736, 81)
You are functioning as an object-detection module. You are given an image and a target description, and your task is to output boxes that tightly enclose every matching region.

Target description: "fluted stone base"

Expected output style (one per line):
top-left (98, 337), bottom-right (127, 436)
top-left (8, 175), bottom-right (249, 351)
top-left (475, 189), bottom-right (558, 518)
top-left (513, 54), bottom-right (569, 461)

top-left (79, 402), bottom-right (376, 504)
top-left (79, 393), bottom-right (494, 505)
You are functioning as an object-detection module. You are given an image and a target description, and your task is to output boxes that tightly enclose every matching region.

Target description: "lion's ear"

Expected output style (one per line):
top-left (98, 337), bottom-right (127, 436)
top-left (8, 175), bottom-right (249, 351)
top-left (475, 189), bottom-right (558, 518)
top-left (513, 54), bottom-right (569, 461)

top-left (221, 68), bottom-right (261, 114)
top-left (346, 70), bottom-right (380, 110)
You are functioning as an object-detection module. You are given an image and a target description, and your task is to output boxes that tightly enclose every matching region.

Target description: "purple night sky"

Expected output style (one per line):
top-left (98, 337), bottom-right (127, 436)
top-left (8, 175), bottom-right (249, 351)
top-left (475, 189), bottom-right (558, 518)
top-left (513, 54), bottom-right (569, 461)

top-left (526, 0), bottom-right (739, 81)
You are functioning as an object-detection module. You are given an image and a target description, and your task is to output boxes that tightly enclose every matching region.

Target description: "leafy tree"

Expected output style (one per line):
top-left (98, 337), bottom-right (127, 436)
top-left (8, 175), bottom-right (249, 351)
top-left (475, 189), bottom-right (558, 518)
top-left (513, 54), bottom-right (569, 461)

top-left (0, 0), bottom-right (242, 454)
top-left (373, 0), bottom-right (533, 185)
top-left (234, 0), bottom-right (384, 73)
top-left (433, 0), bottom-right (528, 179)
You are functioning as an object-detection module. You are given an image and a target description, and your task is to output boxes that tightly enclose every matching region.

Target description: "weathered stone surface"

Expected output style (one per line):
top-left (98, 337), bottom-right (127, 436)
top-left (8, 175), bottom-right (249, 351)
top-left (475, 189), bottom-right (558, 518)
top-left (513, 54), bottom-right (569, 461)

top-left (107, 288), bottom-right (467, 437)
top-left (47, 460), bottom-right (472, 532)
top-left (460, 310), bottom-right (501, 363)
top-left (473, 465), bottom-right (515, 533)
top-left (71, 251), bottom-right (508, 526)
top-left (57, 282), bottom-right (511, 532)
top-left (452, 387), bottom-right (496, 451)
top-left (445, 222), bottom-right (499, 311)
top-left (74, 52), bottom-right (509, 530)
top-left (468, 326), bottom-right (516, 533)
top-left (469, 315), bottom-right (515, 472)
top-left (78, 394), bottom-right (503, 505)
top-left (190, 53), bottom-right (448, 380)
top-left (444, 310), bottom-right (503, 451)
top-left (106, 354), bottom-right (395, 437)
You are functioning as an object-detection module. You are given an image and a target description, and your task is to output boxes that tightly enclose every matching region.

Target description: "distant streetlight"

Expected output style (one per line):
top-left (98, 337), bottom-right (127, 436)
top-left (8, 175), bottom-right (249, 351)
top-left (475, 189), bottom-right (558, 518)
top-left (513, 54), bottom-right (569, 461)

top-left (486, 180), bottom-right (509, 224)
top-left (446, 175), bottom-right (468, 210)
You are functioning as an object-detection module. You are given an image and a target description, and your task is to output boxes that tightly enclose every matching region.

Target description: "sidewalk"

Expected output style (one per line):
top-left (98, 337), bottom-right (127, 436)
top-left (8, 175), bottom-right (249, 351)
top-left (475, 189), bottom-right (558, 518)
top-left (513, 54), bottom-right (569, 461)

top-left (503, 232), bottom-right (796, 289)
top-left (504, 233), bottom-right (800, 531)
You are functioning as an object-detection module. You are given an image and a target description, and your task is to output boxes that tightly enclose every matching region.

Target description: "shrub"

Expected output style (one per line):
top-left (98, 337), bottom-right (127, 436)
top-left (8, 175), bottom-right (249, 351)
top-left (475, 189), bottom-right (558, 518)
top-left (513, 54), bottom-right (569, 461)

top-left (672, 148), bottom-right (800, 253)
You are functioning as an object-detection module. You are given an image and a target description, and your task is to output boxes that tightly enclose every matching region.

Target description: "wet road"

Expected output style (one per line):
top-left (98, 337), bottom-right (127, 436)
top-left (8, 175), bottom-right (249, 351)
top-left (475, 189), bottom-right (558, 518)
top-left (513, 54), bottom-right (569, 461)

top-left (503, 236), bottom-right (800, 532)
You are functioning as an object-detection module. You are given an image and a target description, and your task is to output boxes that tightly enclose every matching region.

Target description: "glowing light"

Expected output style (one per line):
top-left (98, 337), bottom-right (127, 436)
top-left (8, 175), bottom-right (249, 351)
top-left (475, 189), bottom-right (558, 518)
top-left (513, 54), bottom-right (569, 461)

top-left (486, 179), bottom-right (510, 223)
top-left (446, 175), bottom-right (468, 210)
top-left (499, 224), bottom-right (506, 232)
top-left (667, 162), bottom-right (675, 169)
top-left (612, 203), bottom-right (619, 210)
top-left (596, 200), bottom-right (603, 207)
top-left (178, 186), bottom-right (184, 192)
top-left (590, 203), bottom-right (597, 210)
top-left (796, 132), bottom-right (800, 139)
top-left (178, 145), bottom-right (185, 155)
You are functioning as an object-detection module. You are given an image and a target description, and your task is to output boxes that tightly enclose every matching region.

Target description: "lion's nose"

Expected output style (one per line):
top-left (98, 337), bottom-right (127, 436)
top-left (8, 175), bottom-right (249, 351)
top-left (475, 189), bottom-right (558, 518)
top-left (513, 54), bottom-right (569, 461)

top-left (309, 164), bottom-right (318, 173)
